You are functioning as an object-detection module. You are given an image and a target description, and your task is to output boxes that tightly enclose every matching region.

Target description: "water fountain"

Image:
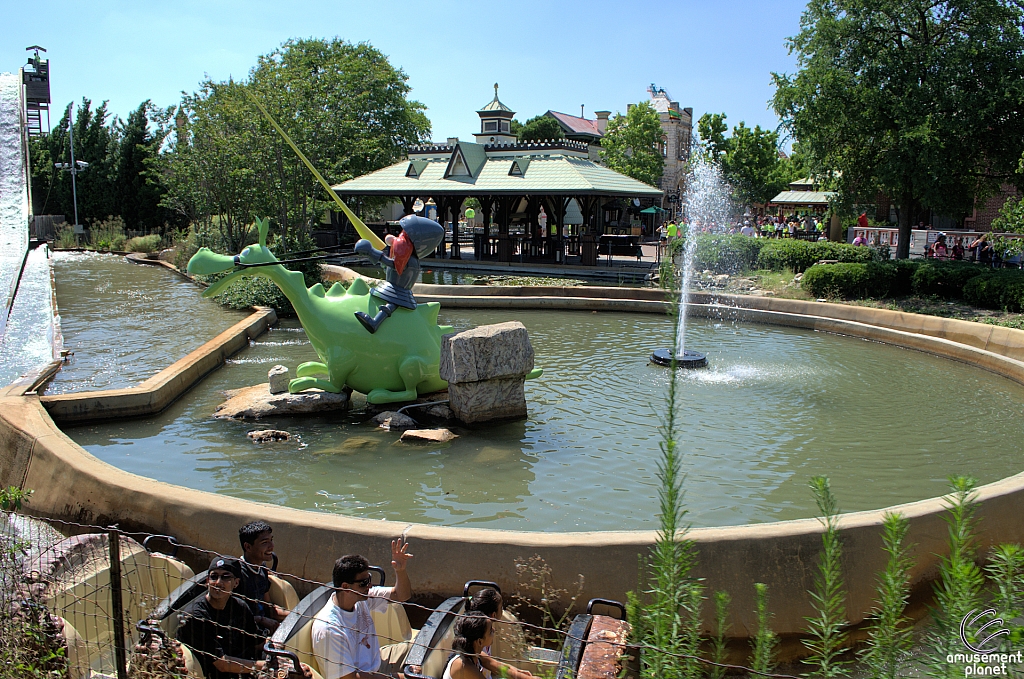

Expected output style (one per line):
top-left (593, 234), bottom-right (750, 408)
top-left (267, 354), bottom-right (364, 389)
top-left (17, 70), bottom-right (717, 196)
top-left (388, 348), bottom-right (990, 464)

top-left (651, 152), bottom-right (731, 368)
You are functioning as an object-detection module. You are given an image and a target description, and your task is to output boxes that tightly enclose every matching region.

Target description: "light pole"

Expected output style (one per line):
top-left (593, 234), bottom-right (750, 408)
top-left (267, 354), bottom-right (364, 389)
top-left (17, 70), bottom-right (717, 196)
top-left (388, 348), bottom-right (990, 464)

top-left (54, 102), bottom-right (87, 230)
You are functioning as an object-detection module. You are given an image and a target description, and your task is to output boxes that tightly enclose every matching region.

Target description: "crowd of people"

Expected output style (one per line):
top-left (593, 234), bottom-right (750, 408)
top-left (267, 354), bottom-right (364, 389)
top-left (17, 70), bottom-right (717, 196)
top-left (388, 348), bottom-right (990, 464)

top-left (175, 520), bottom-right (531, 679)
top-left (657, 213), bottom-right (830, 241)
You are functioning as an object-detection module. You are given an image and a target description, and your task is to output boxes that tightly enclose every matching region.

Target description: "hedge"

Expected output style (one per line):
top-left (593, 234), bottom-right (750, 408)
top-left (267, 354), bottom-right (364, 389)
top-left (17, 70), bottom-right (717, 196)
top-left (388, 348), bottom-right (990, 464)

top-left (756, 239), bottom-right (880, 273)
top-left (691, 235), bottom-right (766, 273)
top-left (962, 271), bottom-right (1024, 311)
top-left (909, 261), bottom-right (989, 299)
top-left (801, 262), bottom-right (915, 299)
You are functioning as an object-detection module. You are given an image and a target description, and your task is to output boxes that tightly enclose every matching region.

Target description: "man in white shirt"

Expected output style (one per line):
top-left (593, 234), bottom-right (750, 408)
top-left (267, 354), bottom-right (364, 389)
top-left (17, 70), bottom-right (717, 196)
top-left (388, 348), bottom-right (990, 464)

top-left (740, 221), bottom-right (755, 237)
top-left (311, 540), bottom-right (413, 679)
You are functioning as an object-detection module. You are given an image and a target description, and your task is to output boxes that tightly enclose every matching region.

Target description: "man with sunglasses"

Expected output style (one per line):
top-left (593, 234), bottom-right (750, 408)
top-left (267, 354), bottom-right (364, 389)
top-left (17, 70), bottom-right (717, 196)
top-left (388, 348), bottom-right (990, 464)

top-left (311, 538), bottom-right (414, 679)
top-left (176, 556), bottom-right (267, 678)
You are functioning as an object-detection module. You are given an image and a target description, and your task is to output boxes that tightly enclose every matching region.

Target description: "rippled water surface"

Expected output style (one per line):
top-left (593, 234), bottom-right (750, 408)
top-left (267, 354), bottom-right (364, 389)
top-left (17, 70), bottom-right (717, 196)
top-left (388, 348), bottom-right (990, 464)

top-left (64, 304), bottom-right (1024, 531)
top-left (48, 252), bottom-right (249, 394)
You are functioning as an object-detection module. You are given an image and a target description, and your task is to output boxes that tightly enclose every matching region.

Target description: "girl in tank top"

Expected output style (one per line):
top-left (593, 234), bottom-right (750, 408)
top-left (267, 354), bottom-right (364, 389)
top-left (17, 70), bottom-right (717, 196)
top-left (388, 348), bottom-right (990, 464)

top-left (443, 611), bottom-right (492, 679)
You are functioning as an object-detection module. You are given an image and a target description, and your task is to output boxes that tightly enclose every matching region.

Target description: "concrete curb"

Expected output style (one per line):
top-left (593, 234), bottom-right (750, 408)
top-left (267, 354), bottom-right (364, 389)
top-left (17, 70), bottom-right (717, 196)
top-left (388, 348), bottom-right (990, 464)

top-left (1, 283), bottom-right (1023, 642)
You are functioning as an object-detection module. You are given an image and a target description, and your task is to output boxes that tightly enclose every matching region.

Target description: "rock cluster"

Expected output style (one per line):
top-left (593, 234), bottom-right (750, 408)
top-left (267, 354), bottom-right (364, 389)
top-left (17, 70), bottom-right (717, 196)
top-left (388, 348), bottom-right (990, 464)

top-left (247, 429), bottom-right (291, 443)
top-left (439, 321), bottom-right (534, 424)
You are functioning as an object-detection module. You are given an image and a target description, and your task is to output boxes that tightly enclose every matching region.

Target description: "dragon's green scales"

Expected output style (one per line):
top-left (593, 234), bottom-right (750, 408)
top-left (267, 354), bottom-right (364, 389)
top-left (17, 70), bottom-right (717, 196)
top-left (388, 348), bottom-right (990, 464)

top-left (188, 217), bottom-right (450, 405)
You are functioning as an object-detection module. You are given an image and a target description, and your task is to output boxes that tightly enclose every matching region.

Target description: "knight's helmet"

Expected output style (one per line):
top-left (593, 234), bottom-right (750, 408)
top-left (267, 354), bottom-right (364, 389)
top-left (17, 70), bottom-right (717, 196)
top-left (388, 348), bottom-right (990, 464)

top-left (398, 215), bottom-right (445, 259)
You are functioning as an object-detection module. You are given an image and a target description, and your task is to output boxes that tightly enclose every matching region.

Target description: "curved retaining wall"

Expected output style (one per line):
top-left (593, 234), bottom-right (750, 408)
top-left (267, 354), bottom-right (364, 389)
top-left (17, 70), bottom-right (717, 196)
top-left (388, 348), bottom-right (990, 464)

top-left (2, 284), bottom-right (1024, 643)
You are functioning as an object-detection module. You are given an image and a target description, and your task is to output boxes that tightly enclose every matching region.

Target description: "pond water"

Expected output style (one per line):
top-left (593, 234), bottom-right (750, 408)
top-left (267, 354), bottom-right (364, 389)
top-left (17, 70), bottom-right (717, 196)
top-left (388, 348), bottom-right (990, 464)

top-left (59, 298), bottom-right (1024, 531)
top-left (47, 252), bottom-right (250, 394)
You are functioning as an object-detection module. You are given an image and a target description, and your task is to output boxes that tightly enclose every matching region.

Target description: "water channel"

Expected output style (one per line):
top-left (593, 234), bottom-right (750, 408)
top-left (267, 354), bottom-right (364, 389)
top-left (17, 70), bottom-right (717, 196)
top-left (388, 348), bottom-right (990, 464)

top-left (51, 254), bottom-right (1024, 532)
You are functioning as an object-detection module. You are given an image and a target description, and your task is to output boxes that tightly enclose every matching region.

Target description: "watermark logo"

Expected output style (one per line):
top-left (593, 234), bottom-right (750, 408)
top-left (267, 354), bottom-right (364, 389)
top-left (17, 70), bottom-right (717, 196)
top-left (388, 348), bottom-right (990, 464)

top-left (961, 609), bottom-right (1011, 653)
top-left (948, 609), bottom-right (1020, 676)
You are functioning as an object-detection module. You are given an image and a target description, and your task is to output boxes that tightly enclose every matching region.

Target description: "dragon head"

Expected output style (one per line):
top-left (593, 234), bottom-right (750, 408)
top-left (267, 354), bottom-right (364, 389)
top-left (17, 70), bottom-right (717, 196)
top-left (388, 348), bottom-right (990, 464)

top-left (187, 217), bottom-right (279, 297)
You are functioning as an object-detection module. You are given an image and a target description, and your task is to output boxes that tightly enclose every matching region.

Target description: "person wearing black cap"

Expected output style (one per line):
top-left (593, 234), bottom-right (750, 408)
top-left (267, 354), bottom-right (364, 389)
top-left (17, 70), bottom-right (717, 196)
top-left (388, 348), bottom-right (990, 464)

top-left (176, 556), bottom-right (268, 678)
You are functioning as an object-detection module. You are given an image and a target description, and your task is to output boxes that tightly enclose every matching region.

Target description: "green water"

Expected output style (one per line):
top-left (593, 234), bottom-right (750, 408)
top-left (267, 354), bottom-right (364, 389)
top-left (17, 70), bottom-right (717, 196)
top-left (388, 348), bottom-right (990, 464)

top-left (60, 302), bottom-right (1024, 531)
top-left (47, 252), bottom-right (250, 394)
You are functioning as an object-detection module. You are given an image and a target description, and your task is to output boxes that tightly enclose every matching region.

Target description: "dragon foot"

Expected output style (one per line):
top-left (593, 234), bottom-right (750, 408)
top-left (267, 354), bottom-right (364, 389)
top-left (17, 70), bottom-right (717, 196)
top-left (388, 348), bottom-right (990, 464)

top-left (288, 377), bottom-right (342, 394)
top-left (295, 361), bottom-right (329, 377)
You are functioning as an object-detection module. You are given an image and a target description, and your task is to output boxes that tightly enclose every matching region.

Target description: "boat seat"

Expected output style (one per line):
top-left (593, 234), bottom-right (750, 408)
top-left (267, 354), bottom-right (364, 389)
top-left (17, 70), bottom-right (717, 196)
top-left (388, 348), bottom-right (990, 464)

top-left (40, 535), bottom-right (195, 674)
top-left (555, 599), bottom-right (632, 679)
top-left (59, 616), bottom-right (91, 679)
top-left (403, 596), bottom-right (465, 679)
top-left (272, 581), bottom-right (415, 678)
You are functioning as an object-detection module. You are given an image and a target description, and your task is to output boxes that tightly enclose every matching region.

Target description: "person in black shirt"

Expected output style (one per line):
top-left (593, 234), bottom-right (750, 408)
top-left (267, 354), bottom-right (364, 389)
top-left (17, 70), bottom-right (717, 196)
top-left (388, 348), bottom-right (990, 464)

top-left (176, 556), bottom-right (266, 679)
top-left (236, 521), bottom-right (289, 633)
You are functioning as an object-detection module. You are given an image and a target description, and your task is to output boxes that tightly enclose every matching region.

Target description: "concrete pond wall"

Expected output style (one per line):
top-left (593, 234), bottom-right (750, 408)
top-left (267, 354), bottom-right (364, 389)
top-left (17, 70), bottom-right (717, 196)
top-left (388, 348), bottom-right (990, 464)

top-left (2, 282), bottom-right (1024, 647)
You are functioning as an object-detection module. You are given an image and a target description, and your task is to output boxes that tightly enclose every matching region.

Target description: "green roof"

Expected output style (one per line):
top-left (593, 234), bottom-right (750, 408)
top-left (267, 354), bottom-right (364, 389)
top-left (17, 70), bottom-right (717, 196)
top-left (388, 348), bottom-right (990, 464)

top-left (332, 152), bottom-right (663, 197)
top-left (770, 190), bottom-right (835, 205)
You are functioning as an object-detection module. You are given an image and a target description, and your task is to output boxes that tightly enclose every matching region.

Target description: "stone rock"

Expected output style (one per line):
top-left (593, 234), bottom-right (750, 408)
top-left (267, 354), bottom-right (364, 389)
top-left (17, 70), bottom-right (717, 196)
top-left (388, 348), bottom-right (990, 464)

top-left (372, 411), bottom-right (417, 430)
top-left (447, 377), bottom-right (527, 424)
top-left (247, 429), bottom-right (291, 443)
top-left (424, 403), bottom-right (454, 420)
top-left (268, 365), bottom-right (290, 394)
top-left (439, 322), bottom-right (534, 384)
top-left (400, 428), bottom-right (458, 443)
top-left (215, 384), bottom-right (350, 420)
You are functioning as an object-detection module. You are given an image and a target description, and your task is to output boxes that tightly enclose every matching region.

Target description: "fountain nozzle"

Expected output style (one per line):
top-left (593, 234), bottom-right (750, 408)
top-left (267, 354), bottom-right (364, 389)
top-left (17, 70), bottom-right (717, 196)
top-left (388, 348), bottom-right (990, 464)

top-left (651, 348), bottom-right (707, 369)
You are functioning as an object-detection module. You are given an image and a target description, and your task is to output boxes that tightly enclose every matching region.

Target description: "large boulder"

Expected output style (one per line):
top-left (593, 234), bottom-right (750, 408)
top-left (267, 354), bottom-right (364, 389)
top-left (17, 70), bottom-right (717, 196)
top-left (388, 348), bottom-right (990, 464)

top-left (439, 322), bottom-right (534, 424)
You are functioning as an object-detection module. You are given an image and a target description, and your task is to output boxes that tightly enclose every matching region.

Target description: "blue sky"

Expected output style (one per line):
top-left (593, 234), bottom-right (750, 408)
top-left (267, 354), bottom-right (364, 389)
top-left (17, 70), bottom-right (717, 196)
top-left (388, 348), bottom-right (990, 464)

top-left (2, 0), bottom-right (807, 144)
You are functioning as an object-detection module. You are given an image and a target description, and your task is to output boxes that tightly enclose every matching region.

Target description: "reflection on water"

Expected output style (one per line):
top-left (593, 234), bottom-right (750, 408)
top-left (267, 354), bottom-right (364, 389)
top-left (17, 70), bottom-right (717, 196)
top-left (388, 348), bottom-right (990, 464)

top-left (48, 252), bottom-right (249, 394)
top-left (65, 307), bottom-right (1024, 531)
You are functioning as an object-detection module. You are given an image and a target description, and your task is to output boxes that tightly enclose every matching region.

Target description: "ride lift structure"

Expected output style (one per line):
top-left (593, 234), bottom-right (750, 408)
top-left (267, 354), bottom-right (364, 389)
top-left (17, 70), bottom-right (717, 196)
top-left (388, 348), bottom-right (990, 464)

top-left (22, 46), bottom-right (51, 137)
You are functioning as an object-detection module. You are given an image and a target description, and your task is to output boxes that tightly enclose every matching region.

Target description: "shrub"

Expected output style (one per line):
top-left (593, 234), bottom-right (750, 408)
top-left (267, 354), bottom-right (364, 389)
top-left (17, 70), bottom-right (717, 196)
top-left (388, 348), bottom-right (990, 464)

top-left (692, 234), bottom-right (766, 273)
top-left (53, 225), bottom-right (78, 249)
top-left (89, 216), bottom-right (126, 252)
top-left (125, 234), bottom-right (162, 253)
top-left (910, 262), bottom-right (988, 299)
top-left (757, 239), bottom-right (819, 272)
top-left (801, 262), bottom-right (898, 299)
top-left (758, 240), bottom-right (880, 273)
top-left (962, 270), bottom-right (1024, 311)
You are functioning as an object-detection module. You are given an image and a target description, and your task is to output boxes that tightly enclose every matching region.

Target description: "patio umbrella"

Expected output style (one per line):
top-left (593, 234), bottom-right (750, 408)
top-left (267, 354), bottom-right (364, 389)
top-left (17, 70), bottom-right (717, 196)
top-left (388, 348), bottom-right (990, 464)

top-left (640, 206), bottom-right (667, 214)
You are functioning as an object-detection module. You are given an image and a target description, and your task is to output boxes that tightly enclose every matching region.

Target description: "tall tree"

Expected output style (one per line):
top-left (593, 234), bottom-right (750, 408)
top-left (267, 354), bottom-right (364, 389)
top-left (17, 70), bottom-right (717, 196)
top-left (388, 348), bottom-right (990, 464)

top-left (164, 38), bottom-right (431, 248)
top-left (600, 102), bottom-right (664, 188)
top-left (518, 115), bottom-right (564, 142)
top-left (114, 100), bottom-right (176, 231)
top-left (697, 113), bottom-right (792, 206)
top-left (773, 0), bottom-right (1024, 258)
top-left (30, 99), bottom-right (118, 223)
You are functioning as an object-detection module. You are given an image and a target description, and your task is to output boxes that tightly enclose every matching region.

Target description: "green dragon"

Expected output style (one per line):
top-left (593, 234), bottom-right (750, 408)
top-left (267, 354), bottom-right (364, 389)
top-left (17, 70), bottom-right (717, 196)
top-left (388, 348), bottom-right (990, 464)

top-left (187, 217), bottom-right (452, 405)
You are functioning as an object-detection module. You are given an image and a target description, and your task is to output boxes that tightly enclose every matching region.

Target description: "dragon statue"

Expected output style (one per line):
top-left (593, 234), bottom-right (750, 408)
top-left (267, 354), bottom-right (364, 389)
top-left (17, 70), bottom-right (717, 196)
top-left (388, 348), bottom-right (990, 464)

top-left (187, 217), bottom-right (452, 405)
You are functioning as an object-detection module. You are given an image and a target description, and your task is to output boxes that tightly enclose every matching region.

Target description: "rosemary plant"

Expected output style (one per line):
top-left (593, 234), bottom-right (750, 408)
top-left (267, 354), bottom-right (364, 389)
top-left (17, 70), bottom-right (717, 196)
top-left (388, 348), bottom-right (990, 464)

top-left (803, 476), bottom-right (849, 678)
top-left (986, 543), bottom-right (1024, 624)
top-left (709, 590), bottom-right (731, 679)
top-left (860, 511), bottom-right (914, 679)
top-left (751, 582), bottom-right (778, 675)
top-left (927, 476), bottom-right (984, 679)
top-left (630, 272), bottom-right (701, 679)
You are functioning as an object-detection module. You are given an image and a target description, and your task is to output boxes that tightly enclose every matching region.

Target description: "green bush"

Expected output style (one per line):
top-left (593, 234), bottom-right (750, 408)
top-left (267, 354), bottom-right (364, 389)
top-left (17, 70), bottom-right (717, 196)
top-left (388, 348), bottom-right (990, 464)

top-left (757, 240), bottom-right (819, 272)
top-left (53, 225), bottom-right (78, 249)
top-left (758, 240), bottom-right (880, 273)
top-left (88, 216), bottom-right (126, 252)
top-left (126, 234), bottom-right (162, 253)
top-left (801, 261), bottom-right (917, 299)
top-left (910, 262), bottom-right (989, 299)
top-left (962, 270), bottom-right (1024, 311)
top-left (692, 234), bottom-right (766, 273)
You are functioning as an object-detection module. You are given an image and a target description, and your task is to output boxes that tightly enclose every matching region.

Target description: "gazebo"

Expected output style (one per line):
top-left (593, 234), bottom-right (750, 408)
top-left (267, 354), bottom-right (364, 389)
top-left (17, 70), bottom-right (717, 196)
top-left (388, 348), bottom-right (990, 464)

top-left (331, 86), bottom-right (662, 266)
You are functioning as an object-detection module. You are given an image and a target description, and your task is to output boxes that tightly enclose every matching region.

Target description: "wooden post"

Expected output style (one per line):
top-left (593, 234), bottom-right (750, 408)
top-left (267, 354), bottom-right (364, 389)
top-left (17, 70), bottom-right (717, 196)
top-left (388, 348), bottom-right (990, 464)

top-left (108, 529), bottom-right (128, 679)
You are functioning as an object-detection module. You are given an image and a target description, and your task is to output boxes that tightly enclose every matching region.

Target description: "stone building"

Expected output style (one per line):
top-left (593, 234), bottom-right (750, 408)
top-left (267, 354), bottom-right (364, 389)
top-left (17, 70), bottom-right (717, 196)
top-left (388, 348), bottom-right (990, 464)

top-left (626, 85), bottom-right (693, 210)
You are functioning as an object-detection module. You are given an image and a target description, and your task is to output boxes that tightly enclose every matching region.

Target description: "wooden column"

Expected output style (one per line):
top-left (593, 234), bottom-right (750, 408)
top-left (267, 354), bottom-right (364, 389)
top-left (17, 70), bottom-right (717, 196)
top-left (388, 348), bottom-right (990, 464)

top-left (449, 196), bottom-right (465, 259)
top-left (400, 195), bottom-right (417, 215)
top-left (479, 196), bottom-right (493, 260)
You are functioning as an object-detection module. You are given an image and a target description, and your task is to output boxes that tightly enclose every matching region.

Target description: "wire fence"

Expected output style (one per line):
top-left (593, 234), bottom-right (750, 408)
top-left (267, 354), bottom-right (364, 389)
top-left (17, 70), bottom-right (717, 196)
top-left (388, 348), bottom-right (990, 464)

top-left (0, 510), bottom-right (804, 679)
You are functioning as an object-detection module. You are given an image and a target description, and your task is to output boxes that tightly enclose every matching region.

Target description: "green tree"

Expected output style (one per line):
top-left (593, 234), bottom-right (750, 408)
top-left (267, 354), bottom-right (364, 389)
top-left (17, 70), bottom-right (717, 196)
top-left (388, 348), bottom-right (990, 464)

top-left (30, 99), bottom-right (118, 223)
top-left (600, 102), bottom-right (664, 187)
top-left (697, 113), bottom-right (791, 205)
top-left (697, 112), bottom-right (729, 163)
top-left (114, 100), bottom-right (177, 232)
top-left (772, 0), bottom-right (1024, 258)
top-left (164, 38), bottom-right (431, 247)
top-left (517, 115), bottom-right (564, 142)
